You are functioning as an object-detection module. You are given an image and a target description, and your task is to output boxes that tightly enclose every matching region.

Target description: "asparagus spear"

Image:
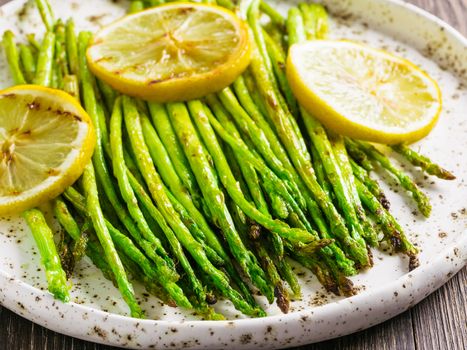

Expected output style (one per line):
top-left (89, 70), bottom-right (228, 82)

top-left (2, 31), bottom-right (27, 85)
top-left (54, 20), bottom-right (68, 87)
top-left (252, 229), bottom-right (291, 313)
top-left (355, 178), bottom-right (419, 270)
top-left (54, 198), bottom-right (82, 241)
top-left (240, 71), bottom-right (270, 118)
top-left (164, 189), bottom-right (224, 267)
top-left (345, 138), bottom-right (374, 171)
top-left (82, 163), bottom-right (143, 318)
top-left (19, 44), bottom-right (36, 83)
top-left (22, 209), bottom-right (70, 302)
top-left (311, 146), bottom-right (334, 201)
top-left (262, 29), bottom-right (299, 117)
top-left (33, 31), bottom-right (55, 87)
top-left (54, 198), bottom-right (113, 276)
top-left (35, 0), bottom-right (55, 31)
top-left (26, 34), bottom-right (41, 52)
top-left (224, 136), bottom-right (271, 218)
top-left (355, 141), bottom-right (432, 217)
top-left (65, 19), bottom-right (79, 76)
top-left (147, 102), bottom-right (205, 212)
top-left (391, 144), bottom-right (455, 180)
top-left (97, 79), bottom-right (117, 113)
top-left (62, 74), bottom-right (80, 101)
top-left (141, 110), bottom-right (213, 237)
top-left (53, 198), bottom-right (88, 265)
top-left (105, 220), bottom-right (191, 309)
top-left (56, 215), bottom-right (77, 277)
top-left (275, 256), bottom-right (301, 298)
top-left (216, 0), bottom-right (236, 10)
top-left (331, 135), bottom-right (379, 247)
top-left (350, 158), bottom-right (390, 210)
top-left (110, 97), bottom-right (178, 274)
top-left (299, 3), bottom-right (329, 40)
top-left (263, 21), bottom-right (287, 55)
top-left (260, 0), bottom-right (285, 28)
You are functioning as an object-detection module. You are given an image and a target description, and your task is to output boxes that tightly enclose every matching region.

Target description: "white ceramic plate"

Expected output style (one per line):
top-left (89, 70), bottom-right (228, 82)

top-left (0, 0), bottom-right (466, 348)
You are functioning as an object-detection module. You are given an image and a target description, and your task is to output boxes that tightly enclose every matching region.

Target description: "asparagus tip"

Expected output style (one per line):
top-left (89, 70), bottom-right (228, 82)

top-left (248, 221), bottom-right (262, 240)
top-left (338, 276), bottom-right (356, 297)
top-left (380, 195), bottom-right (391, 210)
top-left (441, 170), bottom-right (456, 181)
top-left (205, 293), bottom-right (218, 305)
top-left (420, 203), bottom-right (432, 218)
top-left (299, 239), bottom-right (334, 254)
top-left (274, 283), bottom-right (290, 314)
top-left (366, 245), bottom-right (374, 268)
top-left (408, 254), bottom-right (420, 271)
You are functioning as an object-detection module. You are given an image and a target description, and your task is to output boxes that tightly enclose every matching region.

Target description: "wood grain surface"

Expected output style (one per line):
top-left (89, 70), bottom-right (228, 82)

top-left (0, 0), bottom-right (466, 349)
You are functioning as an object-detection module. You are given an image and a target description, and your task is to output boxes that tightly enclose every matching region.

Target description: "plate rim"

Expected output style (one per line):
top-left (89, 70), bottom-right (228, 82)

top-left (0, 0), bottom-right (466, 348)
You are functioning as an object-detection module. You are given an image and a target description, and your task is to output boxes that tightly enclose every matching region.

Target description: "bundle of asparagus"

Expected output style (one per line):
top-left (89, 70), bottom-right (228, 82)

top-left (1, 0), bottom-right (455, 319)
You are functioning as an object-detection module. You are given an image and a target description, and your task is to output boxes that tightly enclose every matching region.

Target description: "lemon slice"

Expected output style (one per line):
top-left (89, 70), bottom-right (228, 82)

top-left (287, 41), bottom-right (442, 144)
top-left (0, 85), bottom-right (95, 215)
top-left (86, 2), bottom-right (251, 102)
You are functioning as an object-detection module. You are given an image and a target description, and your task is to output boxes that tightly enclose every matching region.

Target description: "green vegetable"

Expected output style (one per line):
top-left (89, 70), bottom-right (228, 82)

top-left (355, 141), bottom-right (432, 217)
top-left (391, 144), bottom-right (455, 180)
top-left (2, 31), bottom-right (26, 85)
top-left (22, 209), bottom-right (70, 302)
top-left (82, 163), bottom-right (143, 318)
top-left (33, 32), bottom-right (55, 87)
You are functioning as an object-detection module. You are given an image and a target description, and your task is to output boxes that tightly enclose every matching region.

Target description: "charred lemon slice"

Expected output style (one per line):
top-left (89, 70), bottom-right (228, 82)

top-left (287, 40), bottom-right (442, 144)
top-left (86, 2), bottom-right (251, 102)
top-left (0, 85), bottom-right (95, 215)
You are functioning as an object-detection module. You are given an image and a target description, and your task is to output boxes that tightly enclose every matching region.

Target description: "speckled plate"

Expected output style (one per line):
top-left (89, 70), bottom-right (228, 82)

top-left (0, 0), bottom-right (466, 348)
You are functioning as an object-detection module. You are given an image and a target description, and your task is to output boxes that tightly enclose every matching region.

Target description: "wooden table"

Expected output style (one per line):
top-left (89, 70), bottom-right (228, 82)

top-left (0, 0), bottom-right (466, 349)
